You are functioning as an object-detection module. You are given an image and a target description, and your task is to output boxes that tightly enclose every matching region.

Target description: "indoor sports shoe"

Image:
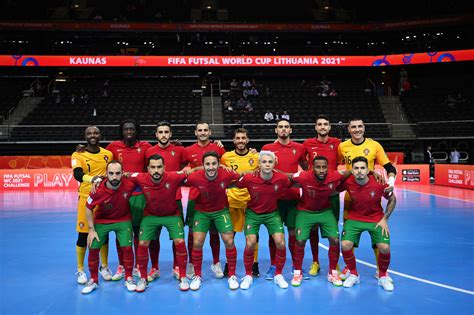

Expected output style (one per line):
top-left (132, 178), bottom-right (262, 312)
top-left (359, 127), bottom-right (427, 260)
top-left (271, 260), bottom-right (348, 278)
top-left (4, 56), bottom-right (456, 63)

top-left (190, 276), bottom-right (202, 291)
top-left (252, 262), bottom-right (260, 277)
top-left (292, 265), bottom-right (310, 280)
top-left (112, 265), bottom-right (125, 281)
top-left (186, 263), bottom-right (195, 279)
top-left (327, 270), bottom-right (343, 287)
top-left (228, 275), bottom-right (239, 290)
top-left (133, 267), bottom-right (141, 278)
top-left (172, 266), bottom-right (180, 280)
top-left (342, 274), bottom-right (360, 288)
top-left (265, 265), bottom-right (276, 280)
top-left (339, 266), bottom-right (351, 281)
top-left (309, 262), bottom-right (321, 276)
top-left (240, 275), bottom-right (253, 290)
top-left (378, 276), bottom-right (394, 291)
top-left (179, 277), bottom-right (190, 291)
top-left (274, 274), bottom-right (289, 289)
top-left (99, 266), bottom-right (112, 281)
top-left (81, 280), bottom-right (98, 294)
top-left (291, 270), bottom-right (303, 287)
top-left (375, 270), bottom-right (394, 282)
top-left (125, 276), bottom-right (137, 292)
top-left (211, 262), bottom-right (224, 279)
top-left (147, 268), bottom-right (160, 282)
top-left (76, 271), bottom-right (87, 285)
top-left (135, 278), bottom-right (148, 293)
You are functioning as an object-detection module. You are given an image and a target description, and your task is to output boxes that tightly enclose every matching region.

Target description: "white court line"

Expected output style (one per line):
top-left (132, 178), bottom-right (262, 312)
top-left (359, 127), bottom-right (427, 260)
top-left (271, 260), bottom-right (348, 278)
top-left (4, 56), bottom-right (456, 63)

top-left (399, 187), bottom-right (474, 203)
top-left (319, 243), bottom-right (474, 295)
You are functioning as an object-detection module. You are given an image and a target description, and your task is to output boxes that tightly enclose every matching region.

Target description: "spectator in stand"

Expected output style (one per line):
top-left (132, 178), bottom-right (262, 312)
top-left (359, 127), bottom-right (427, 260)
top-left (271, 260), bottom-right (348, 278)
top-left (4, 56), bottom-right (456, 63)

top-left (329, 89), bottom-right (338, 97)
top-left (230, 79), bottom-right (238, 89)
top-left (450, 148), bottom-right (460, 164)
top-left (264, 110), bottom-right (274, 122)
top-left (236, 97), bottom-right (247, 110)
top-left (224, 100), bottom-right (233, 112)
top-left (264, 87), bottom-right (271, 97)
top-left (281, 111), bottom-right (290, 121)
top-left (301, 79), bottom-right (306, 88)
top-left (243, 80), bottom-right (251, 88)
top-left (274, 111), bottom-right (280, 121)
top-left (245, 102), bottom-right (254, 112)
top-left (243, 89), bottom-right (250, 99)
top-left (249, 87), bottom-right (259, 97)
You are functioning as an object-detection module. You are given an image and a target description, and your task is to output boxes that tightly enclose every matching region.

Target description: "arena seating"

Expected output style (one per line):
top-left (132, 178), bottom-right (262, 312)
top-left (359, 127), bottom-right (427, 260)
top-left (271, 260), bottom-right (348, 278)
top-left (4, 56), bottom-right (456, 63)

top-left (0, 78), bottom-right (32, 121)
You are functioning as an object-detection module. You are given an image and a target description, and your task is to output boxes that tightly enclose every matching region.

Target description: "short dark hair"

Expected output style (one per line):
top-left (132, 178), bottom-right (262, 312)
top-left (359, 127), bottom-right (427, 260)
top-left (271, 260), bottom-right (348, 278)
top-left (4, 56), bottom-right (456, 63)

top-left (316, 114), bottom-right (330, 123)
top-left (202, 151), bottom-right (219, 163)
top-left (276, 118), bottom-right (291, 127)
top-left (195, 121), bottom-right (210, 130)
top-left (156, 121), bottom-right (171, 129)
top-left (119, 119), bottom-right (140, 140)
top-left (348, 118), bottom-right (364, 125)
top-left (107, 160), bottom-right (123, 171)
top-left (233, 127), bottom-right (248, 137)
top-left (147, 154), bottom-right (164, 166)
top-left (352, 156), bottom-right (368, 167)
top-left (312, 155), bottom-right (328, 164)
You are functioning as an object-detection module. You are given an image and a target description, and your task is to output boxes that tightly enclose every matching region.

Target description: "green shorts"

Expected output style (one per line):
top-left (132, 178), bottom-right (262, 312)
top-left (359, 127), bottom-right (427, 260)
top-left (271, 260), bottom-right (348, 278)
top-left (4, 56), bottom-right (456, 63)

top-left (139, 215), bottom-right (185, 241)
top-left (278, 200), bottom-right (297, 229)
top-left (185, 200), bottom-right (195, 227)
top-left (342, 219), bottom-right (390, 247)
top-left (193, 208), bottom-right (234, 234)
top-left (244, 209), bottom-right (285, 236)
top-left (91, 221), bottom-right (133, 249)
top-left (295, 208), bottom-right (339, 241)
top-left (329, 194), bottom-right (341, 222)
top-left (130, 194), bottom-right (146, 228)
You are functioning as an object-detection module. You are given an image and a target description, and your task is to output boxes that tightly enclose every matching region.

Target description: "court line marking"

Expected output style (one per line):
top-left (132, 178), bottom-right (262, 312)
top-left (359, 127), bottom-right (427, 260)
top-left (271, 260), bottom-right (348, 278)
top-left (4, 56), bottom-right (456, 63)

top-left (319, 243), bottom-right (474, 295)
top-left (399, 187), bottom-right (474, 203)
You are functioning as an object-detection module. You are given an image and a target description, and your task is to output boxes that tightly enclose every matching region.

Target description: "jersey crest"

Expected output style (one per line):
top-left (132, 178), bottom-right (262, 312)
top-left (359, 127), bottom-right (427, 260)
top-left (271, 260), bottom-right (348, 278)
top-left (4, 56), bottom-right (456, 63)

top-left (364, 148), bottom-right (370, 156)
top-left (165, 183), bottom-right (171, 190)
top-left (220, 182), bottom-right (225, 189)
top-left (123, 192), bottom-right (129, 199)
top-left (330, 144), bottom-right (334, 150)
top-left (171, 150), bottom-right (176, 156)
top-left (249, 159), bottom-right (255, 166)
top-left (370, 190), bottom-right (375, 198)
top-left (274, 184), bottom-right (279, 192)
top-left (292, 149), bottom-right (297, 156)
top-left (137, 147), bottom-right (142, 154)
top-left (104, 155), bottom-right (109, 162)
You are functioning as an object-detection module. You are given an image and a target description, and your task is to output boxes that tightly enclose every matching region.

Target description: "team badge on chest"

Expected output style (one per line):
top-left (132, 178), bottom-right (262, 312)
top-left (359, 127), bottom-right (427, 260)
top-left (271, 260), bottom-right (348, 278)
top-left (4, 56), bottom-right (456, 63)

top-left (364, 148), bottom-right (370, 156)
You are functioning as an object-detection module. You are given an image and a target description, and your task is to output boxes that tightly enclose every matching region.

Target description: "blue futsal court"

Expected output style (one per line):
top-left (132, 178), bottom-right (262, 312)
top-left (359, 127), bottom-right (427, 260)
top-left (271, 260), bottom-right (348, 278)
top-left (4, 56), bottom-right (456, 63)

top-left (0, 186), bottom-right (473, 315)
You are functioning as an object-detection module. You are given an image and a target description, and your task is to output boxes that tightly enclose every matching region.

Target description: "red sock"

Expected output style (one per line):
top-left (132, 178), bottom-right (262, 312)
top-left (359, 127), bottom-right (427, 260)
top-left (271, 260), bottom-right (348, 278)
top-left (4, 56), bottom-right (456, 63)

top-left (172, 241), bottom-right (178, 268)
top-left (88, 248), bottom-right (100, 283)
top-left (288, 234), bottom-right (296, 265)
top-left (116, 239), bottom-right (124, 266)
top-left (309, 229), bottom-right (320, 263)
top-left (149, 240), bottom-right (159, 269)
top-left (378, 251), bottom-right (391, 277)
top-left (328, 245), bottom-right (340, 271)
top-left (122, 246), bottom-right (134, 279)
top-left (275, 247), bottom-right (286, 275)
top-left (269, 237), bottom-right (276, 266)
top-left (210, 231), bottom-right (220, 264)
top-left (342, 249), bottom-right (358, 276)
top-left (187, 232), bottom-right (194, 264)
top-left (293, 243), bottom-right (305, 271)
top-left (192, 248), bottom-right (203, 277)
top-left (175, 241), bottom-right (188, 278)
top-left (137, 245), bottom-right (149, 279)
top-left (225, 246), bottom-right (237, 276)
top-left (243, 247), bottom-right (254, 276)
top-left (133, 234), bottom-right (139, 267)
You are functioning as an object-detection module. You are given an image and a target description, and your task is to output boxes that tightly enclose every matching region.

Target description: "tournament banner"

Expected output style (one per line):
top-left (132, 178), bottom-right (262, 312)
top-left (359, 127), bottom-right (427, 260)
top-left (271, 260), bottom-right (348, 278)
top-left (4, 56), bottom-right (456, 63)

top-left (1, 49), bottom-right (473, 67)
top-left (0, 168), bottom-right (78, 191)
top-left (338, 164), bottom-right (429, 185)
top-left (435, 164), bottom-right (474, 189)
top-left (0, 155), bottom-right (71, 169)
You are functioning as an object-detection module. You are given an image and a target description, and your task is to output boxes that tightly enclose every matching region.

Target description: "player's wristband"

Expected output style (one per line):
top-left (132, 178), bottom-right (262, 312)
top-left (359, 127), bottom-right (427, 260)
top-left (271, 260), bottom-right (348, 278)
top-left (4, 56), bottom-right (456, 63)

top-left (388, 176), bottom-right (395, 187)
top-left (82, 174), bottom-right (93, 183)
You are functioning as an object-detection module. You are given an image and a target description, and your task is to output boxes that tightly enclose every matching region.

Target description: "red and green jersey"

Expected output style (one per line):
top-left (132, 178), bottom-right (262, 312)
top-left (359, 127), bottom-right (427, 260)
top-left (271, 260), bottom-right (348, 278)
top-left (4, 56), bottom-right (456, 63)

top-left (86, 178), bottom-right (136, 224)
top-left (145, 144), bottom-right (186, 172)
top-left (236, 171), bottom-right (292, 214)
top-left (106, 140), bottom-right (152, 172)
top-left (293, 170), bottom-right (343, 211)
top-left (129, 171), bottom-right (186, 217)
top-left (185, 169), bottom-right (240, 212)
top-left (261, 140), bottom-right (306, 173)
top-left (184, 142), bottom-right (226, 168)
top-left (302, 137), bottom-right (340, 170)
top-left (337, 176), bottom-right (390, 223)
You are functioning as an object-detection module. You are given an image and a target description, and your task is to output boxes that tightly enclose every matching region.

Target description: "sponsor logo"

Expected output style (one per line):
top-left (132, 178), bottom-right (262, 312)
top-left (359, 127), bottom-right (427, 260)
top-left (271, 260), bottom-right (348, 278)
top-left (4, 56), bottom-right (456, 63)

top-left (246, 224), bottom-right (252, 230)
top-left (191, 154), bottom-right (198, 158)
top-left (297, 228), bottom-right (301, 235)
top-left (194, 221), bottom-right (199, 226)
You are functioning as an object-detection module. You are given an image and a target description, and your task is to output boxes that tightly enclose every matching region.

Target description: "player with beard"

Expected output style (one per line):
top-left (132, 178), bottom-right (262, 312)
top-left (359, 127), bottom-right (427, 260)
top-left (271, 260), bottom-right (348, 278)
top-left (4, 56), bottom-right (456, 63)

top-left (261, 119), bottom-right (307, 280)
top-left (71, 126), bottom-right (113, 285)
top-left (302, 115), bottom-right (341, 276)
top-left (183, 122), bottom-right (226, 279)
top-left (185, 151), bottom-right (240, 291)
top-left (220, 128), bottom-right (260, 277)
top-left (338, 118), bottom-right (396, 282)
top-left (145, 121), bottom-right (187, 281)
top-left (81, 161), bottom-right (137, 294)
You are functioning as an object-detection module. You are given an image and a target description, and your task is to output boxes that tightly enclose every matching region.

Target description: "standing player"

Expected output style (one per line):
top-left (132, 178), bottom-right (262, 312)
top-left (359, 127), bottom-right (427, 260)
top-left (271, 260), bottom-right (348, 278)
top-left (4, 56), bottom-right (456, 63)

top-left (130, 155), bottom-right (190, 292)
top-left (184, 122), bottom-right (226, 279)
top-left (338, 118), bottom-right (397, 280)
top-left (302, 115), bottom-right (341, 276)
top-left (337, 157), bottom-right (396, 291)
top-left (236, 151), bottom-right (292, 290)
top-left (106, 120), bottom-right (152, 281)
top-left (145, 121), bottom-right (187, 280)
top-left (220, 128), bottom-right (260, 277)
top-left (185, 152), bottom-right (240, 291)
top-left (71, 126), bottom-right (113, 284)
top-left (81, 161), bottom-right (137, 294)
top-left (261, 118), bottom-right (307, 279)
